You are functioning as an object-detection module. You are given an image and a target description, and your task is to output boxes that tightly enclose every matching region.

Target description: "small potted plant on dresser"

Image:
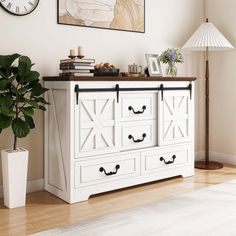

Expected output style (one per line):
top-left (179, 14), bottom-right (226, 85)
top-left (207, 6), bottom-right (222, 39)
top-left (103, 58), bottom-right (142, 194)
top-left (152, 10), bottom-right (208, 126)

top-left (0, 54), bottom-right (49, 208)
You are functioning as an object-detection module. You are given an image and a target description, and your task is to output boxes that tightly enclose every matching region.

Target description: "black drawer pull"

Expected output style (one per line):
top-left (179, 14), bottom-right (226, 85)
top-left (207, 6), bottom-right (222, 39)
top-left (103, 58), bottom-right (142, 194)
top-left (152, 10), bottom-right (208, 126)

top-left (128, 105), bottom-right (146, 114)
top-left (160, 155), bottom-right (176, 165)
top-left (128, 133), bottom-right (146, 143)
top-left (99, 165), bottom-right (120, 176)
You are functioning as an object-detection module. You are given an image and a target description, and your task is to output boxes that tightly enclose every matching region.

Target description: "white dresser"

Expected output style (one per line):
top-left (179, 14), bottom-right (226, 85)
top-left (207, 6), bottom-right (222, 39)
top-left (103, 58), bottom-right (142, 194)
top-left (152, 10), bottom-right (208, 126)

top-left (43, 76), bottom-right (196, 203)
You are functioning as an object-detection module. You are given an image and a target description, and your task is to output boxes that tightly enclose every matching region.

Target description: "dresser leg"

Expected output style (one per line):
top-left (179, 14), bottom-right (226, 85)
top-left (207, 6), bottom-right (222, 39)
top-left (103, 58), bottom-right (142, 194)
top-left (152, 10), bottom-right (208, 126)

top-left (71, 192), bottom-right (91, 203)
top-left (181, 168), bottom-right (194, 178)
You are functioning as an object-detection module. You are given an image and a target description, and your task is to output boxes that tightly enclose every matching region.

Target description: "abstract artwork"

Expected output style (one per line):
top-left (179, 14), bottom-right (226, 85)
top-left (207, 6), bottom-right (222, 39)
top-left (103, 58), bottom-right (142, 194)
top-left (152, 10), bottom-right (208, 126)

top-left (58, 0), bottom-right (145, 33)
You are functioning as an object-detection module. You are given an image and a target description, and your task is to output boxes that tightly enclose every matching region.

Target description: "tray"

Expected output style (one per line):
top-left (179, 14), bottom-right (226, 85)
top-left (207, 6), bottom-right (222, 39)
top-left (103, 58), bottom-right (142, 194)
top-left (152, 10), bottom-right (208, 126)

top-left (94, 68), bottom-right (120, 76)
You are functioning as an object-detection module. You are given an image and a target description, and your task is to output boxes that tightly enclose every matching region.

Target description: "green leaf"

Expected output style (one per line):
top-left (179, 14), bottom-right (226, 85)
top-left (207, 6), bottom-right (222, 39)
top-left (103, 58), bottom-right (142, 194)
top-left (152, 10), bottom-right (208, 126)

top-left (29, 79), bottom-right (40, 85)
top-left (0, 96), bottom-right (13, 107)
top-left (24, 71), bottom-right (40, 83)
top-left (0, 76), bottom-right (15, 90)
top-left (18, 86), bottom-right (28, 94)
top-left (0, 79), bottom-right (9, 90)
top-left (0, 54), bottom-right (21, 69)
top-left (21, 99), bottom-right (39, 108)
top-left (0, 107), bottom-right (15, 117)
top-left (18, 98), bottom-right (27, 103)
top-left (18, 56), bottom-right (32, 78)
top-left (24, 115), bottom-right (35, 129)
top-left (12, 118), bottom-right (30, 138)
top-left (10, 86), bottom-right (19, 94)
top-left (19, 56), bottom-right (31, 67)
top-left (38, 105), bottom-right (46, 111)
top-left (36, 97), bottom-right (50, 105)
top-left (31, 83), bottom-right (49, 97)
top-left (0, 68), bottom-right (7, 79)
top-left (18, 98), bottom-right (39, 108)
top-left (20, 107), bottom-right (34, 117)
top-left (10, 66), bottom-right (18, 75)
top-left (8, 75), bottom-right (16, 83)
top-left (0, 96), bottom-right (15, 117)
top-left (28, 100), bottom-right (39, 108)
top-left (0, 114), bottom-right (12, 129)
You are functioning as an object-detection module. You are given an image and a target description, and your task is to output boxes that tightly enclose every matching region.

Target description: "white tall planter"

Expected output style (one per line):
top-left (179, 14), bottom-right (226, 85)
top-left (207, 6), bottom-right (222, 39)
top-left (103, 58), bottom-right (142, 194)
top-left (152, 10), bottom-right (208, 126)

top-left (1, 148), bottom-right (28, 209)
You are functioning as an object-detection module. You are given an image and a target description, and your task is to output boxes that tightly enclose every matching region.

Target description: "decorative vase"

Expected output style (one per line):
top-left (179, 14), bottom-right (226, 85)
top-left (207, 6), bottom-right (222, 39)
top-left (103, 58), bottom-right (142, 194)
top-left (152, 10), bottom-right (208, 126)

top-left (1, 148), bottom-right (28, 208)
top-left (166, 62), bottom-right (177, 77)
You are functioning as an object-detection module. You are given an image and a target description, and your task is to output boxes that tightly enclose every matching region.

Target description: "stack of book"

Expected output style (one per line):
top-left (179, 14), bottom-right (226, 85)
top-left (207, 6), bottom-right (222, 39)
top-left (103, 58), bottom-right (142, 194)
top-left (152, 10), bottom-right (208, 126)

top-left (59, 58), bottom-right (95, 77)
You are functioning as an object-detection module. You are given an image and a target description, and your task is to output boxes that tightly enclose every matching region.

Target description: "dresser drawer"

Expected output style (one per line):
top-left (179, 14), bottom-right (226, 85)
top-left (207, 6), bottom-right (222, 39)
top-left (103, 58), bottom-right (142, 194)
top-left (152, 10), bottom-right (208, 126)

top-left (121, 120), bottom-right (156, 150)
top-left (120, 92), bottom-right (157, 121)
top-left (74, 153), bottom-right (140, 187)
top-left (141, 145), bottom-right (192, 174)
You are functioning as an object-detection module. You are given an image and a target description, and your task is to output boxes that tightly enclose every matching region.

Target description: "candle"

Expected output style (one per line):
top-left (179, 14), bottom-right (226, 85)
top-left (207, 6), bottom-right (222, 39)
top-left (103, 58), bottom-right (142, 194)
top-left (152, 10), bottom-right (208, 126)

top-left (70, 49), bottom-right (76, 57)
top-left (78, 46), bottom-right (83, 56)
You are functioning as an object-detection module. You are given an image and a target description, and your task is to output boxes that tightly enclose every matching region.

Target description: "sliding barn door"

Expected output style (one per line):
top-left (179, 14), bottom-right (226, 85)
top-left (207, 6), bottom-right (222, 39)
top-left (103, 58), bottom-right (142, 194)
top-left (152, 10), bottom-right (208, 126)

top-left (158, 90), bottom-right (193, 145)
top-left (75, 92), bottom-right (119, 158)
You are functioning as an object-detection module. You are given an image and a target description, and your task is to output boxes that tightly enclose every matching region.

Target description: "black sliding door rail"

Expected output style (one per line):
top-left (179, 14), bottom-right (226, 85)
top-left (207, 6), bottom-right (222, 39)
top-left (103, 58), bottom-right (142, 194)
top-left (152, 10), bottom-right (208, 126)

top-left (74, 83), bottom-right (192, 104)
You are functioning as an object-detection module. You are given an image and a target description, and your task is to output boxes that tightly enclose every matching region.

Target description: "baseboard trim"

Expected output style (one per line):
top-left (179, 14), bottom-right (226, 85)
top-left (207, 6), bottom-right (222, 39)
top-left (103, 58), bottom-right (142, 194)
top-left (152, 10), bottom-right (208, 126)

top-left (195, 150), bottom-right (236, 166)
top-left (0, 178), bottom-right (44, 198)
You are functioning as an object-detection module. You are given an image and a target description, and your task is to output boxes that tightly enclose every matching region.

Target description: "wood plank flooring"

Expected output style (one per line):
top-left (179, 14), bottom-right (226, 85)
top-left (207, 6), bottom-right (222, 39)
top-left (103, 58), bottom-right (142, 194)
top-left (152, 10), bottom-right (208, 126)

top-left (0, 165), bottom-right (236, 236)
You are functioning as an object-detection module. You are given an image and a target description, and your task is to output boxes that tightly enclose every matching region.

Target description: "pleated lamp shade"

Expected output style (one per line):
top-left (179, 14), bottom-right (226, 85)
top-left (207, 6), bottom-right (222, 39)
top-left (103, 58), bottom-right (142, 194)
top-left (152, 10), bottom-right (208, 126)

top-left (182, 21), bottom-right (234, 51)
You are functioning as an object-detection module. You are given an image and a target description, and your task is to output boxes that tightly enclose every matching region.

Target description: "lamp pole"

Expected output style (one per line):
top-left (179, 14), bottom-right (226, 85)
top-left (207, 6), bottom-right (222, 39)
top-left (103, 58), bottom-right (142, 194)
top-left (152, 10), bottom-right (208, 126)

top-left (205, 46), bottom-right (209, 166)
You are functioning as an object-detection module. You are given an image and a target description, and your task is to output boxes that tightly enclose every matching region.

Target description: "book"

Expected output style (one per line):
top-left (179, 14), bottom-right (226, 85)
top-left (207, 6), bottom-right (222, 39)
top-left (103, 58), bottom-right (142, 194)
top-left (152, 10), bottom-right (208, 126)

top-left (60, 58), bottom-right (95, 64)
top-left (60, 72), bottom-right (94, 77)
top-left (60, 65), bottom-right (95, 70)
top-left (61, 69), bottom-right (94, 73)
top-left (60, 62), bottom-right (95, 67)
top-left (61, 69), bottom-right (92, 73)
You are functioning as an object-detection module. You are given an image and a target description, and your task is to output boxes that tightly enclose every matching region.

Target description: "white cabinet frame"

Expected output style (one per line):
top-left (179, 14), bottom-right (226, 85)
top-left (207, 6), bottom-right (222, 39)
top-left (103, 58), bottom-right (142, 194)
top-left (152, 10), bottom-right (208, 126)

top-left (44, 80), bottom-right (195, 203)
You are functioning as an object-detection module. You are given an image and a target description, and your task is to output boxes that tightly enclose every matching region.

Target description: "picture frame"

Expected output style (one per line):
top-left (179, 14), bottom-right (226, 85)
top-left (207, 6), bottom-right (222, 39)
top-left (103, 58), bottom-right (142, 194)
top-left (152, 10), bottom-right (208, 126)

top-left (57, 0), bottom-right (145, 33)
top-left (145, 54), bottom-right (162, 77)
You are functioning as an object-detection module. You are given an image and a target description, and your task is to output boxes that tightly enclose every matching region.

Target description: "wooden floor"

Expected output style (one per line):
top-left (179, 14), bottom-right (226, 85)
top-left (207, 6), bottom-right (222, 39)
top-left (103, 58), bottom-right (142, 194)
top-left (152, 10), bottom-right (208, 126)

top-left (0, 165), bottom-right (236, 236)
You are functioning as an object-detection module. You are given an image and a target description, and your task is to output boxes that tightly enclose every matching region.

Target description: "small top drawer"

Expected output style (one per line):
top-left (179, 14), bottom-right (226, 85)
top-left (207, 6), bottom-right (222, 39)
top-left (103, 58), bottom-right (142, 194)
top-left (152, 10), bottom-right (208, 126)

top-left (120, 92), bottom-right (157, 121)
top-left (121, 120), bottom-right (156, 151)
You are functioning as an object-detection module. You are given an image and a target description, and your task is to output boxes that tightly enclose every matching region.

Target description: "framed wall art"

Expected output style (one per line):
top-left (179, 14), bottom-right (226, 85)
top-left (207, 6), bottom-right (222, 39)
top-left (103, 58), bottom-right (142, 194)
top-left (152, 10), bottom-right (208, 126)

top-left (58, 0), bottom-right (145, 33)
top-left (145, 54), bottom-right (162, 77)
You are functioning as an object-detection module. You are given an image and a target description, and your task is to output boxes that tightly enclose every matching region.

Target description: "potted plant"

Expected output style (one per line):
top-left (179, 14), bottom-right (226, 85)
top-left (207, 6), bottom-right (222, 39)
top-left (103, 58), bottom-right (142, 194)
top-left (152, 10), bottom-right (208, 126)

top-left (0, 54), bottom-right (49, 208)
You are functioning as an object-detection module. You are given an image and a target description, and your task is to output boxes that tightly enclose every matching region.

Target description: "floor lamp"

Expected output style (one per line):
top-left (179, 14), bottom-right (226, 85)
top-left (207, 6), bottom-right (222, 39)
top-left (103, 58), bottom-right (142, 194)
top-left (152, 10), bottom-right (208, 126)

top-left (182, 19), bottom-right (234, 170)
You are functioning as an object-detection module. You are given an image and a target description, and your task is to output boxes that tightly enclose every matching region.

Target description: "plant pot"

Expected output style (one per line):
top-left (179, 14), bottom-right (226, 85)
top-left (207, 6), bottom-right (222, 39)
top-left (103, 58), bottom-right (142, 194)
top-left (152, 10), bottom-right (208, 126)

top-left (1, 148), bottom-right (28, 209)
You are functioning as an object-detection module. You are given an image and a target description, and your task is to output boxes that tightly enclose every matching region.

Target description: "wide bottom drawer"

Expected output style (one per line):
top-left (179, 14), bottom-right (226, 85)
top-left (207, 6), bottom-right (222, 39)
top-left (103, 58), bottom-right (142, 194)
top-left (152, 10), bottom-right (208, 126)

top-left (75, 152), bottom-right (140, 187)
top-left (141, 144), bottom-right (192, 174)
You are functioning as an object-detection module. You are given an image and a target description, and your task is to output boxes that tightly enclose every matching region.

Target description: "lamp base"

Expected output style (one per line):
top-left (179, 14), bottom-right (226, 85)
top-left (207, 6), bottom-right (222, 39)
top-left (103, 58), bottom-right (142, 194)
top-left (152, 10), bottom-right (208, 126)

top-left (195, 161), bottom-right (223, 170)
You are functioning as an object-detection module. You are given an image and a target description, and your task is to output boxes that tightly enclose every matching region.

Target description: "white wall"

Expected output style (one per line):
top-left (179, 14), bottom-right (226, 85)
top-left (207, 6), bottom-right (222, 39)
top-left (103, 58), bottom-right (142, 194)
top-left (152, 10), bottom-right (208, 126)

top-left (205, 0), bottom-right (236, 156)
top-left (0, 0), bottom-right (204, 184)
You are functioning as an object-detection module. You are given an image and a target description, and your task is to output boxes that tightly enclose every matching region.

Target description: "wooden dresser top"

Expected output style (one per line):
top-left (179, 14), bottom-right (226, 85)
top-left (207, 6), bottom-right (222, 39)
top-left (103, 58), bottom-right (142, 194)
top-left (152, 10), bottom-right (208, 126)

top-left (43, 76), bottom-right (197, 82)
